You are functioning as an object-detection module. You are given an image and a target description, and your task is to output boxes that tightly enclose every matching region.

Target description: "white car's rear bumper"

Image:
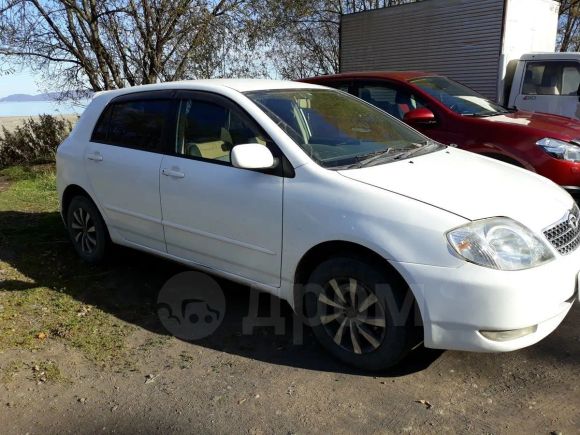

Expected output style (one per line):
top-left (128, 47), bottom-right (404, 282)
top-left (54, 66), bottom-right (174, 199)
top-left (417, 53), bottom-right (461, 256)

top-left (394, 248), bottom-right (579, 352)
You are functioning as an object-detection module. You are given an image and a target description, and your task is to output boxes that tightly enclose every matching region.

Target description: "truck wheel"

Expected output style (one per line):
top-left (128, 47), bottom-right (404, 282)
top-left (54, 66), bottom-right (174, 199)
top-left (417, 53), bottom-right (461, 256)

top-left (66, 195), bottom-right (109, 264)
top-left (304, 255), bottom-right (417, 371)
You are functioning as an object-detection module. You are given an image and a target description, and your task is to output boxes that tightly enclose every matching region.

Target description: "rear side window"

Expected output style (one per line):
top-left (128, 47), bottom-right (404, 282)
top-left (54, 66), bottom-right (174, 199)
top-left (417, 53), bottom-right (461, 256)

top-left (91, 106), bottom-right (112, 143)
top-left (91, 99), bottom-right (172, 151)
top-left (357, 84), bottom-right (426, 119)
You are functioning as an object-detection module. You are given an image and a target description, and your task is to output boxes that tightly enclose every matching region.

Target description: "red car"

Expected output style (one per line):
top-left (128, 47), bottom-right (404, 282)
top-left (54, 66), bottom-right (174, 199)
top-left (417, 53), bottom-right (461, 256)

top-left (302, 72), bottom-right (580, 197)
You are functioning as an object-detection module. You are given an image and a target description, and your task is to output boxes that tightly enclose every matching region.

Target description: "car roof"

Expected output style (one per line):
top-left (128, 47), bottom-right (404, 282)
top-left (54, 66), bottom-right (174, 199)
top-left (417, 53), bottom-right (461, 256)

top-left (94, 79), bottom-right (325, 99)
top-left (303, 71), bottom-right (439, 83)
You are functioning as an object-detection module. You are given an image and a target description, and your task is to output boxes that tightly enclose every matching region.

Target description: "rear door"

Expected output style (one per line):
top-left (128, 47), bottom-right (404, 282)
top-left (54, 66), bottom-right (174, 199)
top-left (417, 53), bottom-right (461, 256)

top-left (159, 91), bottom-right (284, 287)
top-left (85, 92), bottom-right (176, 252)
top-left (515, 61), bottom-right (580, 119)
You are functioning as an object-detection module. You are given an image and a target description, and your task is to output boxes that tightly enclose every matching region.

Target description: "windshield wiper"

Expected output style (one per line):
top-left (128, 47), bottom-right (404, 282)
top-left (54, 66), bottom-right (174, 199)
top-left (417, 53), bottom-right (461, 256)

top-left (372, 141), bottom-right (439, 164)
top-left (332, 140), bottom-right (436, 170)
top-left (345, 148), bottom-right (394, 169)
top-left (350, 143), bottom-right (429, 169)
top-left (390, 147), bottom-right (425, 161)
top-left (463, 111), bottom-right (508, 117)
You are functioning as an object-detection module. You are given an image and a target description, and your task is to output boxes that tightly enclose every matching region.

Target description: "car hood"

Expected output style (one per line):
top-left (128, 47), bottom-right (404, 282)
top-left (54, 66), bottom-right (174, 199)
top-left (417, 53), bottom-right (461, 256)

top-left (480, 110), bottom-right (580, 139)
top-left (339, 147), bottom-right (573, 232)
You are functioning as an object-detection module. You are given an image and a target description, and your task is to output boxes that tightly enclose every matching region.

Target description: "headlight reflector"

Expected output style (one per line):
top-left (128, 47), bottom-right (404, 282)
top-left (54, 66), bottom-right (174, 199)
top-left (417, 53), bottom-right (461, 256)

top-left (536, 138), bottom-right (580, 162)
top-left (447, 218), bottom-right (554, 270)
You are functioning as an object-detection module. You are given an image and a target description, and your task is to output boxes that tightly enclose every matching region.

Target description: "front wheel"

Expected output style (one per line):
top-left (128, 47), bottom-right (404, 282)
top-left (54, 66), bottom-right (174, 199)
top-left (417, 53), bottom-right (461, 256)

top-left (66, 195), bottom-right (109, 264)
top-left (304, 256), bottom-right (418, 371)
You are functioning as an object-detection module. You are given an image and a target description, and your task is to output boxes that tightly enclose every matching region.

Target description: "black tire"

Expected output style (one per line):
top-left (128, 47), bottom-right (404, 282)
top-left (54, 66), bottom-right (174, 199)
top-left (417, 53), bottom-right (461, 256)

top-left (66, 195), bottom-right (109, 264)
top-left (304, 255), bottom-right (418, 371)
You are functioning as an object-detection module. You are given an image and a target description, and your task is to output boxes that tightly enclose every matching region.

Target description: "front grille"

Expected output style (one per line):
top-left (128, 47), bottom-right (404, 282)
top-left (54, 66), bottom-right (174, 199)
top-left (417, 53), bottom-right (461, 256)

top-left (543, 205), bottom-right (580, 255)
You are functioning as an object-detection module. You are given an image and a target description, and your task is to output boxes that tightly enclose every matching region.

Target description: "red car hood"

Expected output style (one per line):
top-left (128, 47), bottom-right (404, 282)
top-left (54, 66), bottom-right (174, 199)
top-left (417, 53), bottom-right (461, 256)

top-left (482, 111), bottom-right (580, 139)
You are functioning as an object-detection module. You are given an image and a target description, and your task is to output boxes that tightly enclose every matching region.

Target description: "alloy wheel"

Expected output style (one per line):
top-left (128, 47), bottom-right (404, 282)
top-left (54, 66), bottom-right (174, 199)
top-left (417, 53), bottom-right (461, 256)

top-left (317, 277), bottom-right (387, 355)
top-left (70, 207), bottom-right (98, 254)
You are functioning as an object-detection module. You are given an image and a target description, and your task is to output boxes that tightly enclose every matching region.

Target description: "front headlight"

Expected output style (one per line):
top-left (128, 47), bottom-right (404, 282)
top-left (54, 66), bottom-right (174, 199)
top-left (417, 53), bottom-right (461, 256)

top-left (447, 218), bottom-right (554, 271)
top-left (536, 138), bottom-right (580, 162)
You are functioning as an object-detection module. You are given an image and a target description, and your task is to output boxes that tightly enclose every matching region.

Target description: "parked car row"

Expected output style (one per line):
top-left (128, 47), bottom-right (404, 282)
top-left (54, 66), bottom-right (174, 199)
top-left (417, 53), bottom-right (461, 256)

top-left (303, 71), bottom-right (580, 197)
top-left (57, 79), bottom-right (579, 370)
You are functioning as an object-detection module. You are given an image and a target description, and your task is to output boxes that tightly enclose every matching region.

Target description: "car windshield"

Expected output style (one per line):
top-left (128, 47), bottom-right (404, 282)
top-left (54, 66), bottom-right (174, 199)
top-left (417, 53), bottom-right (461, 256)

top-left (245, 89), bottom-right (442, 169)
top-left (410, 76), bottom-right (510, 117)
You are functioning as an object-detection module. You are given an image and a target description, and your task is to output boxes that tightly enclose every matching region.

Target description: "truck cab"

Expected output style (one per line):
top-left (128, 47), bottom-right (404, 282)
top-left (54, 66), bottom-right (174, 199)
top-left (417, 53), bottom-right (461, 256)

top-left (507, 53), bottom-right (580, 119)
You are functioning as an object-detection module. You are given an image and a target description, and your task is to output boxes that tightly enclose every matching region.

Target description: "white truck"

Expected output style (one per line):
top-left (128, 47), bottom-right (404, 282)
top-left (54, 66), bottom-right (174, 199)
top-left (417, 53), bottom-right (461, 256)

top-left (340, 0), bottom-right (580, 119)
top-left (506, 52), bottom-right (580, 118)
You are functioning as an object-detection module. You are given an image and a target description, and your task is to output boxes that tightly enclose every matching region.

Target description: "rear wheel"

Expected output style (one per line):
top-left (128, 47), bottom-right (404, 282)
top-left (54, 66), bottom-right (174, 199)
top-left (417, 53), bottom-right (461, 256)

top-left (304, 255), bottom-right (418, 371)
top-left (66, 195), bottom-right (109, 264)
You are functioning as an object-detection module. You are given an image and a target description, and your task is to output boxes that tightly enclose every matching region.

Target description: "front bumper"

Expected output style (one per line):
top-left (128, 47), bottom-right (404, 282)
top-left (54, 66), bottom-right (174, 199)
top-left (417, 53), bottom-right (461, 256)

top-left (393, 247), bottom-right (579, 352)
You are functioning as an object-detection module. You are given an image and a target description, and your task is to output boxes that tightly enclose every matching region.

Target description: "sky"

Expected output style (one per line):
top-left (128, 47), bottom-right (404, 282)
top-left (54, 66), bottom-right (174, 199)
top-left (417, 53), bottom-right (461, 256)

top-left (0, 68), bottom-right (41, 98)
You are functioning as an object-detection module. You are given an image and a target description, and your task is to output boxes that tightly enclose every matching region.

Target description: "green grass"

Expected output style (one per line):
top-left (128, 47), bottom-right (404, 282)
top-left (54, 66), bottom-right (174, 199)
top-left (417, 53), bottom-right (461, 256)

top-left (0, 165), bottom-right (58, 212)
top-left (31, 360), bottom-right (66, 383)
top-left (0, 165), bottom-right (139, 365)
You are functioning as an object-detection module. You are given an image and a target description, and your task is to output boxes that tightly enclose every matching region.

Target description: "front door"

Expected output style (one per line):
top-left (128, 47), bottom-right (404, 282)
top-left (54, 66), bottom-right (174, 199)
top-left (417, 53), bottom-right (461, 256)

top-left (159, 92), bottom-right (284, 287)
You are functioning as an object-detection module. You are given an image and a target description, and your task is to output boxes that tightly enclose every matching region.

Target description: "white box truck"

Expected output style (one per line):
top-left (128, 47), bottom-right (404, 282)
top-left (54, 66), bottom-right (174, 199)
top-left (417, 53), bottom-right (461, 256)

top-left (340, 0), bottom-right (580, 119)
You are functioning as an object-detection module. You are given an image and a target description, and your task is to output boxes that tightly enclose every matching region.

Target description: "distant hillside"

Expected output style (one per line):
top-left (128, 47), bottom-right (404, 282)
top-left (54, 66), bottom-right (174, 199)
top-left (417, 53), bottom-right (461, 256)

top-left (0, 91), bottom-right (92, 102)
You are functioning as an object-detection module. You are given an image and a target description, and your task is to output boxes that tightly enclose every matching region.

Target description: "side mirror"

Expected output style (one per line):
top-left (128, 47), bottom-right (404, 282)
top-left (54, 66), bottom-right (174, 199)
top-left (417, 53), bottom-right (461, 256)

top-left (403, 108), bottom-right (437, 126)
top-left (231, 143), bottom-right (275, 170)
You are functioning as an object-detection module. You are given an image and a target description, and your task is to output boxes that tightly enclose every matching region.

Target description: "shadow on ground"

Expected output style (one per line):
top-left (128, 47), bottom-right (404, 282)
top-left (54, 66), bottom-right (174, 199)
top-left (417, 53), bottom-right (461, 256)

top-left (2, 210), bottom-right (578, 376)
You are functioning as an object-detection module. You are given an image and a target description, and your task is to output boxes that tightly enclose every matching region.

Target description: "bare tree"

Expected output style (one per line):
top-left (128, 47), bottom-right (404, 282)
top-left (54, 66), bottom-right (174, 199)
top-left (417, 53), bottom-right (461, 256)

top-left (264, 0), bottom-right (417, 79)
top-left (2, 0), bottom-right (577, 94)
top-left (558, 0), bottom-right (580, 51)
top-left (0, 0), bottom-right (267, 95)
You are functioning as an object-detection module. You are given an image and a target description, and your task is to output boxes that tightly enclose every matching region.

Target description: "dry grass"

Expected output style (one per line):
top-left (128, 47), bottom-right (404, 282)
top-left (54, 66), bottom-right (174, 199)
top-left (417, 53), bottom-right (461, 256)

top-left (0, 115), bottom-right (78, 134)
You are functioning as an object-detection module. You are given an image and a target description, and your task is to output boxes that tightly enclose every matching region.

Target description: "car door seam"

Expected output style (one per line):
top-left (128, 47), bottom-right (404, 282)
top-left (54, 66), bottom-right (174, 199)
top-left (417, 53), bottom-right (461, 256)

top-left (161, 220), bottom-right (277, 256)
top-left (158, 155), bottom-right (168, 252)
top-left (104, 204), bottom-right (163, 224)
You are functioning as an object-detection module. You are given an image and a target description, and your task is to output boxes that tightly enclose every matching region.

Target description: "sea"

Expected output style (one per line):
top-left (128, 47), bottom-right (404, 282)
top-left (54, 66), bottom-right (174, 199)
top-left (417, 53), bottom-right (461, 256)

top-left (0, 99), bottom-right (90, 117)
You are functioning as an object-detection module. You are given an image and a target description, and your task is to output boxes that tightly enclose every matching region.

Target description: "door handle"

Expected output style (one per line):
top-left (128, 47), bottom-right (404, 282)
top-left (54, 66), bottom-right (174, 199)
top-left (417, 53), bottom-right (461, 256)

top-left (162, 168), bottom-right (185, 178)
top-left (87, 152), bottom-right (103, 162)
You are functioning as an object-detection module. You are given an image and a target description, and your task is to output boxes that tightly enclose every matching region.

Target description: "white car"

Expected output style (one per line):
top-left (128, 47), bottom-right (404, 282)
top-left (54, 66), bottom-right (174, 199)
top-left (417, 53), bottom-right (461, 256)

top-left (57, 79), bottom-right (578, 370)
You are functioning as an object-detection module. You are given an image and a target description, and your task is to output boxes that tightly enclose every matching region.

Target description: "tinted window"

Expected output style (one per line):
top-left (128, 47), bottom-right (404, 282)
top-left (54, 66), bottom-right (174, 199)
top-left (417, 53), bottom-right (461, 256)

top-left (92, 99), bottom-right (172, 151)
top-left (91, 106), bottom-right (112, 142)
top-left (175, 99), bottom-right (267, 163)
top-left (523, 61), bottom-right (580, 96)
top-left (357, 85), bottom-right (426, 119)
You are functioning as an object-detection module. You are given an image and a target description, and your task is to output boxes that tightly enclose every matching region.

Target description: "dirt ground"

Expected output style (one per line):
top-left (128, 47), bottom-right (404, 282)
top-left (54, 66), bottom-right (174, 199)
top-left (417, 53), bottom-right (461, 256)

top-left (0, 253), bottom-right (578, 435)
top-left (0, 167), bottom-right (579, 434)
